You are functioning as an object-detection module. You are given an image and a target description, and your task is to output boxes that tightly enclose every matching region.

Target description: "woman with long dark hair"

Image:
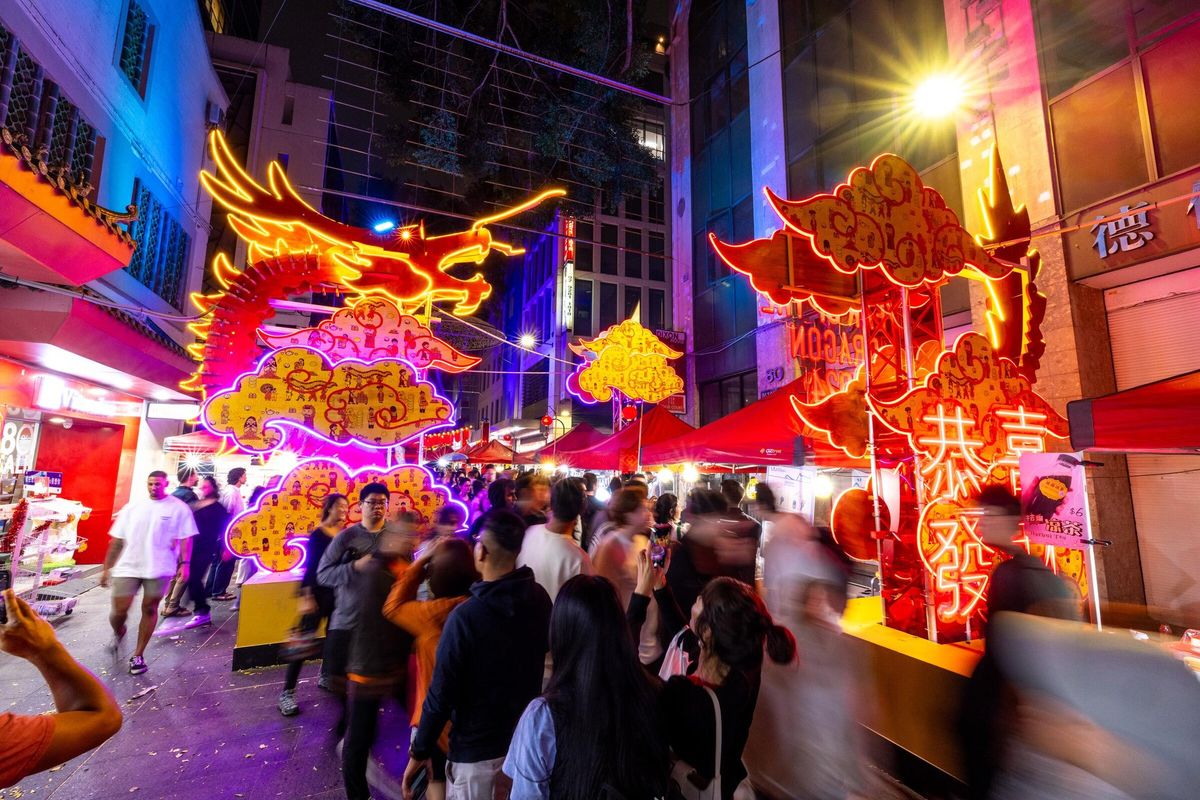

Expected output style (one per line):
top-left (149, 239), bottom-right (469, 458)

top-left (277, 492), bottom-right (348, 716)
top-left (631, 547), bottom-right (795, 800)
top-left (504, 575), bottom-right (668, 800)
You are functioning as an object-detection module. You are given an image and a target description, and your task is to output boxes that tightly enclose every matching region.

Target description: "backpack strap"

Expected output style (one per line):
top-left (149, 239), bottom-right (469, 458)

top-left (702, 685), bottom-right (722, 793)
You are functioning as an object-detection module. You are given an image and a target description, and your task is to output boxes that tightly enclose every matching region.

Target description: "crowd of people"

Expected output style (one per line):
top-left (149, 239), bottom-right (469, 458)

top-left (4, 462), bottom-right (1197, 799)
top-left (279, 466), bottom-right (819, 800)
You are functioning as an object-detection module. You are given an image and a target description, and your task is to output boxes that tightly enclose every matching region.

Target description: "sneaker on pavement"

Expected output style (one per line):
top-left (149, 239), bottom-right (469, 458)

top-left (183, 613), bottom-right (212, 629)
top-left (316, 674), bottom-right (333, 692)
top-left (129, 655), bottom-right (148, 675)
top-left (278, 689), bottom-right (299, 717)
top-left (105, 633), bottom-right (124, 655)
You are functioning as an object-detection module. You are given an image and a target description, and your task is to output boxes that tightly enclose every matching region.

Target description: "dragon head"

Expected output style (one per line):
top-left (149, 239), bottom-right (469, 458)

top-left (200, 130), bottom-right (563, 316)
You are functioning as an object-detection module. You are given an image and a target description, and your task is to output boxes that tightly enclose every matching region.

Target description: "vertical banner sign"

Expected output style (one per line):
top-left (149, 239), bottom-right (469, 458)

top-left (1019, 452), bottom-right (1089, 550)
top-left (562, 215), bottom-right (576, 334)
top-left (653, 329), bottom-right (687, 414)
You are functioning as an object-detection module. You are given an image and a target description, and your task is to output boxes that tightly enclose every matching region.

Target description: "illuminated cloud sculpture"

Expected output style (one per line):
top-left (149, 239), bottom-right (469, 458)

top-left (567, 319), bottom-right (684, 404)
top-left (226, 459), bottom-right (468, 572)
top-left (260, 297), bottom-right (481, 373)
top-left (764, 154), bottom-right (1014, 287)
top-left (201, 346), bottom-right (454, 452)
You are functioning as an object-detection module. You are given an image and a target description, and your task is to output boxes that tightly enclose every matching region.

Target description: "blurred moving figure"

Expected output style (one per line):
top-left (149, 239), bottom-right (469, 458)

top-left (744, 484), bottom-right (863, 799)
top-left (959, 485), bottom-right (1081, 800)
top-left (988, 612), bottom-right (1200, 800)
top-left (1, 590), bottom-right (122, 787)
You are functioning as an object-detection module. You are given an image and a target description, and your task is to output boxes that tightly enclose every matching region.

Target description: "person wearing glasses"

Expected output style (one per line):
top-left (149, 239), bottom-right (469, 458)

top-left (318, 483), bottom-right (415, 800)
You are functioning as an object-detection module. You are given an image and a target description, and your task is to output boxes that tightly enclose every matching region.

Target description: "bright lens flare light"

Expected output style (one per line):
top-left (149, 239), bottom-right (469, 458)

top-left (540, 461), bottom-right (556, 474)
top-left (681, 464), bottom-right (700, 483)
top-left (372, 220), bottom-right (397, 233)
top-left (912, 74), bottom-right (965, 119)
top-left (814, 473), bottom-right (834, 498)
top-left (519, 333), bottom-right (537, 350)
top-left (657, 468), bottom-right (674, 485)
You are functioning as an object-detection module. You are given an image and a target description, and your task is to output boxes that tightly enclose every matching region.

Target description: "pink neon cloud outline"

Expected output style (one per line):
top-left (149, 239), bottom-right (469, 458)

top-left (223, 456), bottom-right (470, 574)
top-left (201, 344), bottom-right (457, 453)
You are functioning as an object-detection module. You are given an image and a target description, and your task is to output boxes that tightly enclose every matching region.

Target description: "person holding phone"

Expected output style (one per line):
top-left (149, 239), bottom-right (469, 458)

top-left (1, 590), bottom-right (122, 787)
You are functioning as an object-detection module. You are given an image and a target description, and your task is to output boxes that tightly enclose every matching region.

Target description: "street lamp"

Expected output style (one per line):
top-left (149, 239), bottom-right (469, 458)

top-left (911, 73), bottom-right (965, 119)
top-left (519, 332), bottom-right (537, 350)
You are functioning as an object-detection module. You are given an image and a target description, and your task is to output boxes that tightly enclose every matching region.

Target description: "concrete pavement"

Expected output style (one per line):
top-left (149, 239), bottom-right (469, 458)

top-left (1, 585), bottom-right (353, 800)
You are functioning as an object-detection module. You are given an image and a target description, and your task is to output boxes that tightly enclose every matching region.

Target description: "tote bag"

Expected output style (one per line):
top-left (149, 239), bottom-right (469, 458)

top-left (669, 685), bottom-right (722, 800)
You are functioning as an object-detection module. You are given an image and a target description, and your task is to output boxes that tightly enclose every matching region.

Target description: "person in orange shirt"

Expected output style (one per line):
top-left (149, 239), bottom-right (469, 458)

top-left (384, 536), bottom-right (479, 800)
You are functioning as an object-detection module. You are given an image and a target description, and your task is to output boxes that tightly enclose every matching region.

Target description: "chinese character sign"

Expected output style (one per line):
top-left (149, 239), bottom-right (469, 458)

top-left (1091, 202), bottom-right (1154, 258)
top-left (1019, 452), bottom-right (1089, 550)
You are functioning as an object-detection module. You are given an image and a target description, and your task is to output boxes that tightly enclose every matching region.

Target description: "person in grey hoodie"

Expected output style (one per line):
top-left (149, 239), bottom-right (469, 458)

top-left (317, 482), bottom-right (413, 800)
top-left (407, 509), bottom-right (551, 800)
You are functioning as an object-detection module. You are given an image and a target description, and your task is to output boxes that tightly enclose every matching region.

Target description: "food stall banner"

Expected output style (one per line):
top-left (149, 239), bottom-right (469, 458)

top-left (1019, 453), bottom-right (1090, 551)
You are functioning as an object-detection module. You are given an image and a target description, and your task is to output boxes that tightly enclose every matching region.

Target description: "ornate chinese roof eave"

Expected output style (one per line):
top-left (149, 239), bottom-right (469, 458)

top-left (0, 125), bottom-right (136, 247)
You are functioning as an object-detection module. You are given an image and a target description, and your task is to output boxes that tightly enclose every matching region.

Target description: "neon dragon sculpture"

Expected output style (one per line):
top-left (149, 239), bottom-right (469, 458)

top-left (183, 131), bottom-right (563, 398)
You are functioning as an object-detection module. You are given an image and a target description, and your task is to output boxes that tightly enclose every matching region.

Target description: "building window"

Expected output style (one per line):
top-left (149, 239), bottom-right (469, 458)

top-left (648, 288), bottom-right (665, 331)
top-left (625, 190), bottom-right (643, 221)
top-left (648, 182), bottom-right (665, 225)
top-left (698, 369), bottom-right (757, 425)
top-left (624, 286), bottom-right (641, 320)
top-left (600, 223), bottom-right (618, 275)
top-left (598, 282), bottom-right (618, 330)
top-left (625, 228), bottom-right (642, 278)
top-left (575, 220), bottom-right (593, 271)
top-left (648, 231), bottom-right (665, 282)
top-left (635, 119), bottom-right (665, 160)
top-left (127, 180), bottom-right (191, 309)
top-left (0, 27), bottom-right (100, 189)
top-left (573, 278), bottom-right (593, 336)
top-left (119, 0), bottom-right (154, 96)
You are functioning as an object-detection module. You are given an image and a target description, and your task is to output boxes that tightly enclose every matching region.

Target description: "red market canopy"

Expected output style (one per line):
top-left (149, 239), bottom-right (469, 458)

top-left (1067, 369), bottom-right (1200, 454)
top-left (463, 438), bottom-right (536, 465)
top-left (533, 423), bottom-right (608, 461)
top-left (554, 406), bottom-right (694, 471)
top-left (641, 376), bottom-right (867, 468)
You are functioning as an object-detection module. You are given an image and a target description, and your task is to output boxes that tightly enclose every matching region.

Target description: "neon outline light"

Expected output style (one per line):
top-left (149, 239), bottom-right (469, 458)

top-left (224, 457), bottom-right (469, 574)
top-left (566, 318), bottom-right (685, 404)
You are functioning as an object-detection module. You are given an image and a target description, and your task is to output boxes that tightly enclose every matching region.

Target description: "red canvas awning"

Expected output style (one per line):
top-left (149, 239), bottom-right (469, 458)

top-left (533, 423), bottom-right (608, 461)
top-left (641, 376), bottom-right (867, 468)
top-left (554, 406), bottom-right (694, 471)
top-left (1068, 369), bottom-right (1200, 454)
top-left (463, 439), bottom-right (536, 465)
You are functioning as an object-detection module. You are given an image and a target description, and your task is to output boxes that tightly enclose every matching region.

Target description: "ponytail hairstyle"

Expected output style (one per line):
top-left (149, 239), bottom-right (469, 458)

top-left (695, 577), bottom-right (796, 674)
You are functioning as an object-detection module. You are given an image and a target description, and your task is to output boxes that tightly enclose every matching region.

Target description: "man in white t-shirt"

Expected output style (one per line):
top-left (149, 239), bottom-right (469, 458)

top-left (101, 470), bottom-right (199, 675)
top-left (517, 478), bottom-right (592, 602)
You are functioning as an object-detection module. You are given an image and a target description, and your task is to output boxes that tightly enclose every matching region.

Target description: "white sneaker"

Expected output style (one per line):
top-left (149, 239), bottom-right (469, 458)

top-left (183, 613), bottom-right (212, 629)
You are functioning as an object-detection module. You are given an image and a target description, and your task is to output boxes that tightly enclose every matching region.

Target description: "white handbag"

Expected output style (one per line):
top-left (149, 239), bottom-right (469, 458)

top-left (670, 684), bottom-right (722, 800)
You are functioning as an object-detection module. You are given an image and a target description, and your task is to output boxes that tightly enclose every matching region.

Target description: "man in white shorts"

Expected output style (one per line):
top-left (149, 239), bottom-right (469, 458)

top-left (101, 471), bottom-right (199, 675)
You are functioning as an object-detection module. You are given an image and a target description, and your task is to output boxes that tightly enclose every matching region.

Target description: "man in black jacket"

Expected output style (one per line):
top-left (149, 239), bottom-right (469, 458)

top-left (408, 509), bottom-right (550, 799)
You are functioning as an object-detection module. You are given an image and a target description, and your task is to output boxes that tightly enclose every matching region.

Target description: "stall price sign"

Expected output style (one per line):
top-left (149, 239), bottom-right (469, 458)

top-left (1019, 452), bottom-right (1089, 550)
top-left (24, 471), bottom-right (63, 495)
